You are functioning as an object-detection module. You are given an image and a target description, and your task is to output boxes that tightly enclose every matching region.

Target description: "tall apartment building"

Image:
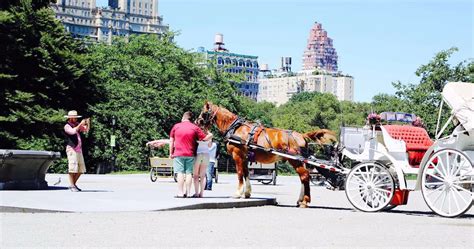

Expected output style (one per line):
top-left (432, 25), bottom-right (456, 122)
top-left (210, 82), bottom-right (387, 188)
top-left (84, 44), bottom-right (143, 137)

top-left (302, 22), bottom-right (338, 72)
top-left (51, 0), bottom-right (168, 42)
top-left (198, 34), bottom-right (260, 100)
top-left (258, 69), bottom-right (354, 106)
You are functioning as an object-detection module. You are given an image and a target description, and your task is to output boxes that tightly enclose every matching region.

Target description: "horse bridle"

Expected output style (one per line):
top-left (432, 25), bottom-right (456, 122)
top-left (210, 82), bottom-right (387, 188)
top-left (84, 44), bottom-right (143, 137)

top-left (201, 106), bottom-right (219, 127)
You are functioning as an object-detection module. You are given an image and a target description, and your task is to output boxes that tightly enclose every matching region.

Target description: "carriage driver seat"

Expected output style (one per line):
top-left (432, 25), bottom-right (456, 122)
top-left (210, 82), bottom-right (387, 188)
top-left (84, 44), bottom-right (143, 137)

top-left (382, 125), bottom-right (433, 167)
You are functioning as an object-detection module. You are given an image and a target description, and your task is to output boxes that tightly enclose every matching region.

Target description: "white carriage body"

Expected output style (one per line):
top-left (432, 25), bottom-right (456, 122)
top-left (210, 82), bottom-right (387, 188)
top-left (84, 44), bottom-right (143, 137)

top-left (341, 82), bottom-right (474, 191)
top-left (340, 82), bottom-right (473, 216)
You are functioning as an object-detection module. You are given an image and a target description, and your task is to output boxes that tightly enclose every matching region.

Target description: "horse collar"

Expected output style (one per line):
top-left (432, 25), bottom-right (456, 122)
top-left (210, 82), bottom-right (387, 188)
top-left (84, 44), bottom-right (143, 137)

top-left (223, 117), bottom-right (245, 139)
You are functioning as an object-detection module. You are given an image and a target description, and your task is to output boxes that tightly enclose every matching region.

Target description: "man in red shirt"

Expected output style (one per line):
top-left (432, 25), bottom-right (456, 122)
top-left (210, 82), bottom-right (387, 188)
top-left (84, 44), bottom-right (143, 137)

top-left (170, 111), bottom-right (212, 198)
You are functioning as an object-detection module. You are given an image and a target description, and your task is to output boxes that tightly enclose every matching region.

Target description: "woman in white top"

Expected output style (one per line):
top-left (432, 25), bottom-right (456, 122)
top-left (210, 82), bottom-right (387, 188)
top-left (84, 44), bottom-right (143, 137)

top-left (193, 127), bottom-right (212, 197)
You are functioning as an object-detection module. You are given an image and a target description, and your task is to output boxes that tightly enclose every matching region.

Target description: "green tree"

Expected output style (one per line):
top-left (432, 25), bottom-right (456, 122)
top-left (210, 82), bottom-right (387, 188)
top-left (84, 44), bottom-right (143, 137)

top-left (84, 35), bottom-right (239, 170)
top-left (390, 47), bottom-right (473, 136)
top-left (237, 97), bottom-right (276, 126)
top-left (0, 0), bottom-right (93, 153)
top-left (272, 92), bottom-right (341, 132)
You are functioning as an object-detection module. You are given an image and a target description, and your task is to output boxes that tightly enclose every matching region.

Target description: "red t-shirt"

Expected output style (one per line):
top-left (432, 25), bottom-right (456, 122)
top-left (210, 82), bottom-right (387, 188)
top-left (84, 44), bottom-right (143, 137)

top-left (170, 121), bottom-right (207, 157)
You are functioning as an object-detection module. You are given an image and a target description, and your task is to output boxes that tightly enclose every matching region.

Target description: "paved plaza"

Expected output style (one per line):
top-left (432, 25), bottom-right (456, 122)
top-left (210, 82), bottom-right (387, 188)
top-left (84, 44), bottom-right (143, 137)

top-left (1, 173), bottom-right (473, 248)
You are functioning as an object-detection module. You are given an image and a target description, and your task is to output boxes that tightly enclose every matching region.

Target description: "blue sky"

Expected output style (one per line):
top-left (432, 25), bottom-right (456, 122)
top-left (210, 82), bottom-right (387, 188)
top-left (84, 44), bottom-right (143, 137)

top-left (97, 0), bottom-right (473, 102)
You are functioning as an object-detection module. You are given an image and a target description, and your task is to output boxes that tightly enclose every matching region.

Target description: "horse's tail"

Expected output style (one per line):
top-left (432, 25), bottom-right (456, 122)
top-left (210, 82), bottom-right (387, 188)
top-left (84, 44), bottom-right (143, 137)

top-left (303, 129), bottom-right (337, 144)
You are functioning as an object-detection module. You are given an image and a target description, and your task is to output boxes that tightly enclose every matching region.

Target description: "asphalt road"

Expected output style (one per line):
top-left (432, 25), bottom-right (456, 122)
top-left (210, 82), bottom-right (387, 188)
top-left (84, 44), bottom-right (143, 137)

top-left (1, 174), bottom-right (473, 248)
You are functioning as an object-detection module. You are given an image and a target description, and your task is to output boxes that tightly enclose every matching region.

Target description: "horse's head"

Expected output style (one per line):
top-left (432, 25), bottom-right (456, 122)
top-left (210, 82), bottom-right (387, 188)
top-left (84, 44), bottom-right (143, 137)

top-left (198, 101), bottom-right (218, 129)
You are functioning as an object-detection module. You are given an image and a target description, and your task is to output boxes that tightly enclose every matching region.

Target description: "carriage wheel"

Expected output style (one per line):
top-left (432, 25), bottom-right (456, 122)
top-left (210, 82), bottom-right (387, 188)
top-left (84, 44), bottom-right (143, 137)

top-left (150, 168), bottom-right (157, 182)
top-left (345, 162), bottom-right (395, 212)
top-left (261, 179), bottom-right (272, 185)
top-left (421, 149), bottom-right (473, 218)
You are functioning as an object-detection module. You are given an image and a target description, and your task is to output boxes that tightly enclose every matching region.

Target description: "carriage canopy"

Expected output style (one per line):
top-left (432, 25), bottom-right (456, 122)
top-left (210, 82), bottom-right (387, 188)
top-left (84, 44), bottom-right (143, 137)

top-left (442, 82), bottom-right (474, 132)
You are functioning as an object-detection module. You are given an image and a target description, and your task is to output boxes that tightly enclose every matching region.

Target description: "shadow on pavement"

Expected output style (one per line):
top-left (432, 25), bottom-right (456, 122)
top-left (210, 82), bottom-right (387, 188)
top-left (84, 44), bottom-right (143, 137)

top-left (276, 204), bottom-right (354, 211)
top-left (46, 186), bottom-right (69, 190)
top-left (277, 204), bottom-right (474, 219)
top-left (385, 209), bottom-right (474, 219)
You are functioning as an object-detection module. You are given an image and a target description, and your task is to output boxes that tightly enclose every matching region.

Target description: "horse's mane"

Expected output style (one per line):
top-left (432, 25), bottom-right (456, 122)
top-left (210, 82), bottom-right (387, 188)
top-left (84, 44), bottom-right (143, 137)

top-left (211, 103), bottom-right (237, 124)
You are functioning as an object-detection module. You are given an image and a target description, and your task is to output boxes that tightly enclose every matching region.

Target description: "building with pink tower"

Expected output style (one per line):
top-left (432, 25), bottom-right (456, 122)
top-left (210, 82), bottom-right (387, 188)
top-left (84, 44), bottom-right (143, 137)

top-left (302, 22), bottom-right (338, 72)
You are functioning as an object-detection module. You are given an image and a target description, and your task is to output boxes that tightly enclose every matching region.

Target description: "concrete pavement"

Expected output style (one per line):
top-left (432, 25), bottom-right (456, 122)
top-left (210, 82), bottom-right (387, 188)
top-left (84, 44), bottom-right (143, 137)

top-left (0, 173), bottom-right (276, 212)
top-left (1, 174), bottom-right (473, 248)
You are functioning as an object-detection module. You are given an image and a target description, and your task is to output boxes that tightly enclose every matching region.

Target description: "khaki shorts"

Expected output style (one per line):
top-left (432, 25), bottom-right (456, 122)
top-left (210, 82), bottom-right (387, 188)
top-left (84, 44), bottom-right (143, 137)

top-left (66, 148), bottom-right (86, 173)
top-left (195, 153), bottom-right (210, 166)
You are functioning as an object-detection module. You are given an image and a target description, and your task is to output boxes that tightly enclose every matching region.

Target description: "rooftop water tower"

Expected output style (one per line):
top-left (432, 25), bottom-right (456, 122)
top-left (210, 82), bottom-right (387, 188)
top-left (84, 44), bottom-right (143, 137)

top-left (281, 57), bottom-right (292, 72)
top-left (214, 33), bottom-right (228, 52)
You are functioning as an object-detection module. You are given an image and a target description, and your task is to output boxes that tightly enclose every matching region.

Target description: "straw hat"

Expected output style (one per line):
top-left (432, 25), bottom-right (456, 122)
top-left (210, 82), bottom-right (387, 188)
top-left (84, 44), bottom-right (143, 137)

top-left (64, 110), bottom-right (82, 119)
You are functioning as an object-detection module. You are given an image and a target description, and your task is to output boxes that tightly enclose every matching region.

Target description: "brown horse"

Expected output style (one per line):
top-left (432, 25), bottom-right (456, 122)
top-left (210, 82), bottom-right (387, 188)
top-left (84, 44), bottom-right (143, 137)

top-left (199, 101), bottom-right (336, 207)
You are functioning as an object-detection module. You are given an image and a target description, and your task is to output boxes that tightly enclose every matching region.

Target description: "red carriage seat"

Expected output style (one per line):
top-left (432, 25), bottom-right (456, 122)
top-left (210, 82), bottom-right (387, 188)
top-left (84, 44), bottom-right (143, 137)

top-left (383, 125), bottom-right (433, 167)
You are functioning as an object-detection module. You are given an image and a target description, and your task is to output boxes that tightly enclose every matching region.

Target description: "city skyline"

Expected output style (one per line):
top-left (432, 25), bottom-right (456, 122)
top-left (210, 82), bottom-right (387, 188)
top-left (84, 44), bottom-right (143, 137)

top-left (97, 0), bottom-right (473, 103)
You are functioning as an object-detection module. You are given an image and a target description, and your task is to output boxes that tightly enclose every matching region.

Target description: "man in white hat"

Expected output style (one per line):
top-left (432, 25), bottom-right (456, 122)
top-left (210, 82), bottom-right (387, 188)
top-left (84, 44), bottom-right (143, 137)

top-left (64, 110), bottom-right (89, 192)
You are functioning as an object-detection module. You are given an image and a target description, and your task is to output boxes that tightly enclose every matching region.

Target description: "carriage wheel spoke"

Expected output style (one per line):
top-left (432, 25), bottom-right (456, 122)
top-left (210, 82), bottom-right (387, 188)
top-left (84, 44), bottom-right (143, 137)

top-left (452, 184), bottom-right (473, 196)
top-left (347, 187), bottom-right (365, 191)
top-left (372, 173), bottom-right (389, 186)
top-left (375, 180), bottom-right (392, 188)
top-left (437, 156), bottom-right (449, 178)
top-left (428, 185), bottom-right (446, 201)
top-left (451, 157), bottom-right (466, 177)
top-left (452, 189), bottom-right (461, 213)
top-left (439, 189), bottom-right (448, 211)
top-left (447, 153), bottom-right (453, 176)
top-left (371, 191), bottom-right (381, 207)
top-left (375, 188), bottom-right (392, 195)
top-left (349, 178), bottom-right (366, 186)
top-left (360, 166), bottom-right (369, 182)
top-left (425, 182), bottom-right (443, 186)
top-left (350, 175), bottom-right (366, 185)
top-left (425, 172), bottom-right (445, 182)
top-left (452, 185), bottom-right (471, 206)
top-left (453, 180), bottom-right (474, 185)
top-left (369, 167), bottom-right (377, 183)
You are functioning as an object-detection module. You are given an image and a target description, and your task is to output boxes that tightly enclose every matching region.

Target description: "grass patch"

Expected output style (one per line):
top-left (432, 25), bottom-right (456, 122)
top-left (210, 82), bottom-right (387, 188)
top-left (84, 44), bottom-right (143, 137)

top-left (110, 170), bottom-right (149, 175)
top-left (405, 174), bottom-right (418, 180)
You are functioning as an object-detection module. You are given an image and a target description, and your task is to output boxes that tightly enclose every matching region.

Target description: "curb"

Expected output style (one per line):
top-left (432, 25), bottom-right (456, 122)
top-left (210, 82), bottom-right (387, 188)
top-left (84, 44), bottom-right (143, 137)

top-left (159, 197), bottom-right (277, 211)
top-left (0, 206), bottom-right (71, 213)
top-left (0, 198), bottom-right (277, 213)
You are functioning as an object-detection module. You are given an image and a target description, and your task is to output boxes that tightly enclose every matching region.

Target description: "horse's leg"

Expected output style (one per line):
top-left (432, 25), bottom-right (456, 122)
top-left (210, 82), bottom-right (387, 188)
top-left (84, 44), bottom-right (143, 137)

top-left (231, 150), bottom-right (246, 198)
top-left (243, 159), bottom-right (252, 198)
top-left (289, 160), bottom-right (311, 208)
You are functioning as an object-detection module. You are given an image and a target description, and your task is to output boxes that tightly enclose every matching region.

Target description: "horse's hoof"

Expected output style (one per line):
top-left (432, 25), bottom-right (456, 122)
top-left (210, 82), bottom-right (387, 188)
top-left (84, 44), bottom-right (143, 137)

top-left (298, 202), bottom-right (308, 208)
top-left (244, 193), bottom-right (251, 199)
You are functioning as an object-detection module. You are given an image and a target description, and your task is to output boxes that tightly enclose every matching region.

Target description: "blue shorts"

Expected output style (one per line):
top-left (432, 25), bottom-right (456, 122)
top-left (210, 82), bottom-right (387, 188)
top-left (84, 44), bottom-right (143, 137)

top-left (173, 157), bottom-right (195, 174)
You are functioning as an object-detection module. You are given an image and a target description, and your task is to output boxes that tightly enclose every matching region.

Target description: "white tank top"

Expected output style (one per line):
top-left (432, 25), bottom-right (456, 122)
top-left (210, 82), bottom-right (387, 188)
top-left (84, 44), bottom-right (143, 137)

top-left (196, 141), bottom-right (210, 154)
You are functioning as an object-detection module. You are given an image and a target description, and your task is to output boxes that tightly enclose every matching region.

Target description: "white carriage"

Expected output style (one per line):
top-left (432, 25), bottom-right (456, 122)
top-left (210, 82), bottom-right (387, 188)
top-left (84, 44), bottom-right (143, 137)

top-left (342, 82), bottom-right (473, 217)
